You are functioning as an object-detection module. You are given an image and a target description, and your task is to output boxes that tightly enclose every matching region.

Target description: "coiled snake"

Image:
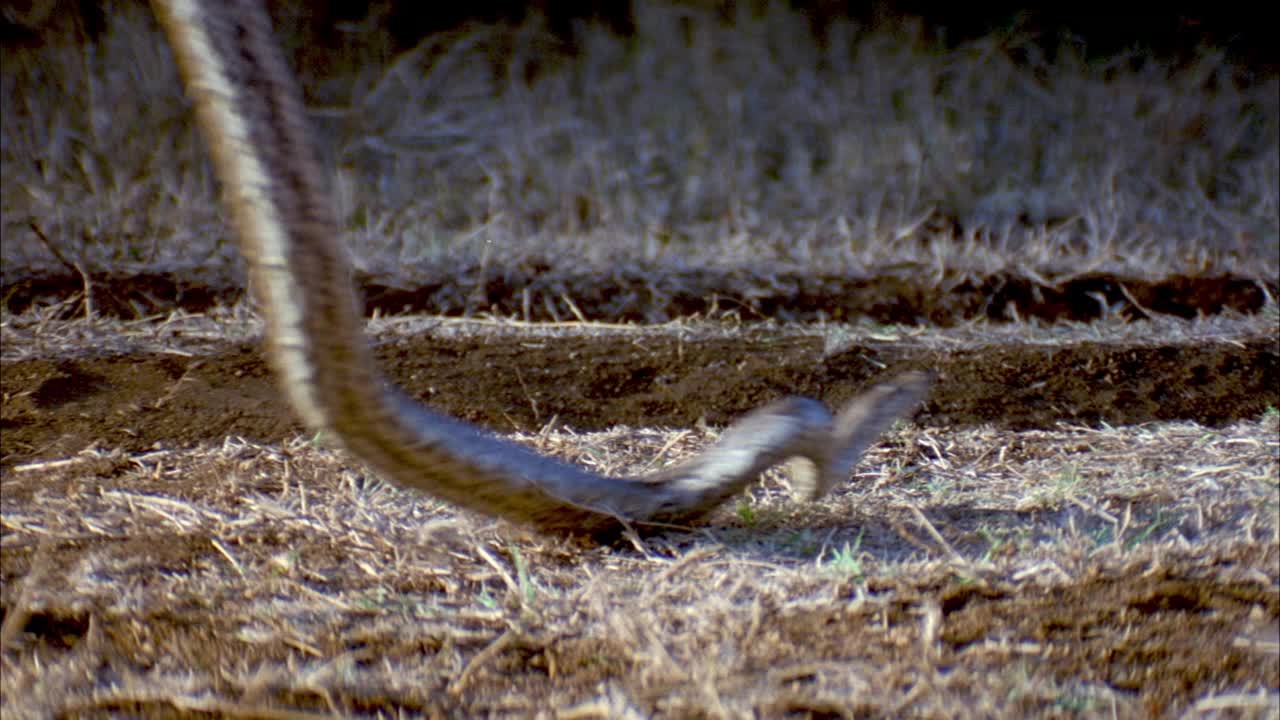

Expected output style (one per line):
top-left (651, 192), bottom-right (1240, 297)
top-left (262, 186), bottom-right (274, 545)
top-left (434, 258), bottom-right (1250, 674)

top-left (151, 0), bottom-right (929, 535)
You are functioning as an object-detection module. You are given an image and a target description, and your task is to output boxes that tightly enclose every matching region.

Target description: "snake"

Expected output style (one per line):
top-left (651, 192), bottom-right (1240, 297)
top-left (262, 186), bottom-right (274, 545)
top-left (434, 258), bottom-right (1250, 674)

top-left (149, 0), bottom-right (930, 536)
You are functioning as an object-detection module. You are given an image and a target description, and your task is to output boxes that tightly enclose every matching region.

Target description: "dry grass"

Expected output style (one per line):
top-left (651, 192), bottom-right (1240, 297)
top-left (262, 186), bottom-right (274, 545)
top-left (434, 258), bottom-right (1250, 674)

top-left (2, 3), bottom-right (1276, 286)
top-left (3, 412), bottom-right (1277, 717)
top-left (2, 294), bottom-right (1275, 364)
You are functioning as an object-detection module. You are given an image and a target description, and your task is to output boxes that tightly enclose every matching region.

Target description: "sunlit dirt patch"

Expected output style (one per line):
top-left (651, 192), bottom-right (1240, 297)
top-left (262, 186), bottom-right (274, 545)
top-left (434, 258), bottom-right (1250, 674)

top-left (2, 323), bottom-right (1275, 469)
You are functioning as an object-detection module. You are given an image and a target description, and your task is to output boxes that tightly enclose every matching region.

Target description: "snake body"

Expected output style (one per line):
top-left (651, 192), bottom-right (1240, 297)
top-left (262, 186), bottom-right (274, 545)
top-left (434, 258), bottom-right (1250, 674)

top-left (151, 0), bottom-right (929, 535)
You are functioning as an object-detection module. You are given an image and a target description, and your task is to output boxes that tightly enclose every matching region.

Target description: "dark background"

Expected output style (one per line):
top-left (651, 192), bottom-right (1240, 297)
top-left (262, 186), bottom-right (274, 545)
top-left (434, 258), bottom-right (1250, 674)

top-left (3, 0), bottom-right (1274, 74)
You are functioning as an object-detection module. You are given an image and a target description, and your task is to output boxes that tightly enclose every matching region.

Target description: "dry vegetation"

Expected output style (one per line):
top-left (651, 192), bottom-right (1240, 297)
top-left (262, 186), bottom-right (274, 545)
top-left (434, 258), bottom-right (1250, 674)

top-left (3, 408), bottom-right (1278, 717)
top-left (1, 2), bottom-right (1276, 283)
top-left (2, 1), bottom-right (1278, 718)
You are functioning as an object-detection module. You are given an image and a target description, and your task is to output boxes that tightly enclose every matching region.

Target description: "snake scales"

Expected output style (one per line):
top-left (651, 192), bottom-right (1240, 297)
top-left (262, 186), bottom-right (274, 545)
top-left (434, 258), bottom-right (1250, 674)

top-left (151, 0), bottom-right (929, 535)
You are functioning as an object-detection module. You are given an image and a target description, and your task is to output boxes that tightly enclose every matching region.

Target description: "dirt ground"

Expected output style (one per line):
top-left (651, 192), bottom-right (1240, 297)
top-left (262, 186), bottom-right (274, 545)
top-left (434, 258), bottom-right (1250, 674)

top-left (2, 266), bottom-right (1273, 327)
top-left (3, 268), bottom-right (1276, 471)
top-left (2, 280), bottom-right (1278, 717)
top-left (3, 2), bottom-right (1277, 714)
top-left (1, 318), bottom-right (1277, 469)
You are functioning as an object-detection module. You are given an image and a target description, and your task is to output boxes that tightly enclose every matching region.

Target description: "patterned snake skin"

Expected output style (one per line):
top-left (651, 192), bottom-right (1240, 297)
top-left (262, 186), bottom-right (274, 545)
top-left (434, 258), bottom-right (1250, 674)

top-left (151, 0), bottom-right (930, 535)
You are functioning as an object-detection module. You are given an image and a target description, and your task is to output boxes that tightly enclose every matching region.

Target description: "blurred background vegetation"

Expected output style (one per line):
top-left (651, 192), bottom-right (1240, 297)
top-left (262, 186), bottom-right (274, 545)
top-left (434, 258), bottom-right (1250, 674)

top-left (2, 0), bottom-right (1276, 283)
